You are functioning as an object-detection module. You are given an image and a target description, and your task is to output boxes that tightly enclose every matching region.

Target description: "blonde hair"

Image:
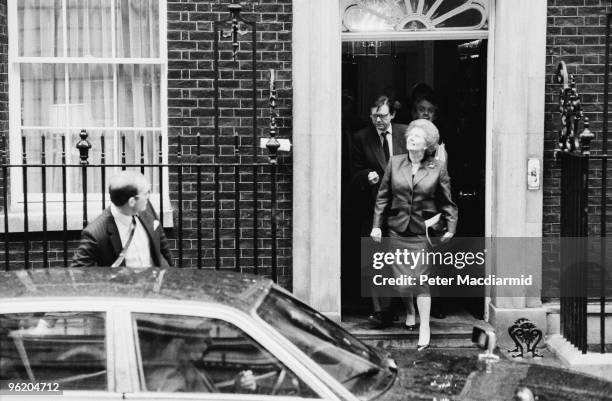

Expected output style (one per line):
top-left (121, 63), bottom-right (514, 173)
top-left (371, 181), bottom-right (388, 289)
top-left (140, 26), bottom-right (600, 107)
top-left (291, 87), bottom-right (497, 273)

top-left (404, 119), bottom-right (440, 156)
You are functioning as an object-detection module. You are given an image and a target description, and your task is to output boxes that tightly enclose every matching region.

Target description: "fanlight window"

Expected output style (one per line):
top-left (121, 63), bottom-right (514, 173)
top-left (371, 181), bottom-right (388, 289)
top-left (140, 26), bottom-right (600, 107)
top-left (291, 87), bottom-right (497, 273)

top-left (341, 0), bottom-right (489, 32)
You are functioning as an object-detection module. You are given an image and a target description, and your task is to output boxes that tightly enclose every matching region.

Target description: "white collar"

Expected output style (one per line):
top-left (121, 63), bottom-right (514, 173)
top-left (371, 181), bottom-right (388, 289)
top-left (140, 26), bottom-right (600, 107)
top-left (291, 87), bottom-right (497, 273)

top-left (110, 204), bottom-right (135, 226)
top-left (377, 124), bottom-right (392, 136)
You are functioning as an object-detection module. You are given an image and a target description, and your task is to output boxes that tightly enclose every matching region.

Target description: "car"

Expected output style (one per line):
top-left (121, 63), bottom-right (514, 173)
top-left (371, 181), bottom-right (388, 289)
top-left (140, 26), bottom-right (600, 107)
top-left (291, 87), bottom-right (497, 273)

top-left (0, 267), bottom-right (399, 401)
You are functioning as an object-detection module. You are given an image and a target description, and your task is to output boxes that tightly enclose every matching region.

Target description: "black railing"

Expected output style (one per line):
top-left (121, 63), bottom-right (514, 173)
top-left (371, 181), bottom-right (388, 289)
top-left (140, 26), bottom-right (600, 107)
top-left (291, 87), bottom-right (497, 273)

top-left (558, 152), bottom-right (611, 354)
top-left (0, 130), bottom-right (280, 281)
top-left (556, 56), bottom-right (609, 354)
top-left (558, 151), bottom-right (589, 354)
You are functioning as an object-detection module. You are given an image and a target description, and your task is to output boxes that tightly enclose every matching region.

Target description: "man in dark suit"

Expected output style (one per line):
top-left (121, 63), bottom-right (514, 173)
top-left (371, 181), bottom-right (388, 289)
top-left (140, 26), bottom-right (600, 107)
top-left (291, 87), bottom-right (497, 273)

top-left (71, 171), bottom-right (173, 268)
top-left (351, 95), bottom-right (408, 327)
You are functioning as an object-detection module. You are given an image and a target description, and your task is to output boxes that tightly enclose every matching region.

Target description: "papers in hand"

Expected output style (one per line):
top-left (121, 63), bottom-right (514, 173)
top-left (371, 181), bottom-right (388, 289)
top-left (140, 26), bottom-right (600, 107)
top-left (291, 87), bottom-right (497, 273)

top-left (425, 213), bottom-right (443, 247)
top-left (424, 213), bottom-right (442, 230)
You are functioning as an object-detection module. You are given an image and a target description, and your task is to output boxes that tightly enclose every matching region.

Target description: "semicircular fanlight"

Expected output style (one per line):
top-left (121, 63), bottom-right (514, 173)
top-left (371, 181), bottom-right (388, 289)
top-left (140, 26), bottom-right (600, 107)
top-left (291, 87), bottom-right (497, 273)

top-left (342, 0), bottom-right (489, 33)
top-left (343, 4), bottom-right (395, 31)
top-left (401, 18), bottom-right (429, 31)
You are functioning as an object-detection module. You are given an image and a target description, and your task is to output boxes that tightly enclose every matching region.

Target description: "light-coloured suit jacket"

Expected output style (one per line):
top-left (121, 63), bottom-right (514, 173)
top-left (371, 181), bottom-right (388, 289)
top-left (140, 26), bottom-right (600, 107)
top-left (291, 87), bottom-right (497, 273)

top-left (372, 154), bottom-right (458, 235)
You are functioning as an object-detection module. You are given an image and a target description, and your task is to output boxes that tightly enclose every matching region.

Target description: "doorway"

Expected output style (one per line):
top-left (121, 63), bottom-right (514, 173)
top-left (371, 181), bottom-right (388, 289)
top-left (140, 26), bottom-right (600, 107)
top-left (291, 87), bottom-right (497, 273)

top-left (340, 39), bottom-right (488, 319)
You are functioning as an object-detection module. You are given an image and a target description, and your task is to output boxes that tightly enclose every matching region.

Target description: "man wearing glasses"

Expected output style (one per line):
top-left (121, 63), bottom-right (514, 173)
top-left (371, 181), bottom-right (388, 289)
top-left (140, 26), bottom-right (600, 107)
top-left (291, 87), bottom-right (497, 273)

top-left (351, 95), bottom-right (408, 328)
top-left (72, 171), bottom-right (173, 268)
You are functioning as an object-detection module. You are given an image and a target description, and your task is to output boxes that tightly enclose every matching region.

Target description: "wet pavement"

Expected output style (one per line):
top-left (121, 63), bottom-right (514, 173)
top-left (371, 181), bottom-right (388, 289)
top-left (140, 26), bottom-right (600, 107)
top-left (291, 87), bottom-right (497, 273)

top-left (382, 347), bottom-right (612, 401)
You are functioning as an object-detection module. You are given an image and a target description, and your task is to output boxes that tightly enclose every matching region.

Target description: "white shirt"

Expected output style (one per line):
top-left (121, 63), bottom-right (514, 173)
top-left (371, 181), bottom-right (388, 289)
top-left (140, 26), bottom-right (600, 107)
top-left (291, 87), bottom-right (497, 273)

top-left (110, 205), bottom-right (152, 268)
top-left (435, 142), bottom-right (448, 162)
top-left (377, 125), bottom-right (393, 157)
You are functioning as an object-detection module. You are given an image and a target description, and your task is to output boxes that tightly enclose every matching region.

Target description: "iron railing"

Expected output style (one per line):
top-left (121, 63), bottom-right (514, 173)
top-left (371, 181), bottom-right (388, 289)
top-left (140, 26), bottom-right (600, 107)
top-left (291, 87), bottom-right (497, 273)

top-left (558, 151), bottom-right (589, 354)
top-left (0, 131), bottom-right (277, 279)
top-left (0, 130), bottom-right (281, 280)
top-left (558, 152), bottom-right (611, 354)
top-left (556, 57), bottom-right (609, 354)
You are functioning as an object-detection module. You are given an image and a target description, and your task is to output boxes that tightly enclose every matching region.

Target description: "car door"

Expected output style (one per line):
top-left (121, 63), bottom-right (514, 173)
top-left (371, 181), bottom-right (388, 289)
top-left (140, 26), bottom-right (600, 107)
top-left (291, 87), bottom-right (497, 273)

top-left (0, 300), bottom-right (123, 401)
top-left (116, 301), bottom-right (342, 401)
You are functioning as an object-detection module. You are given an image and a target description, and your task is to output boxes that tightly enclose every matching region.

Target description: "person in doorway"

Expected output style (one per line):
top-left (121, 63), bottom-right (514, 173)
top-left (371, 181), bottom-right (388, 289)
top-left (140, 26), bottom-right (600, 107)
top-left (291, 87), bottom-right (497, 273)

top-left (351, 95), bottom-right (409, 328)
top-left (71, 171), bottom-right (173, 268)
top-left (370, 119), bottom-right (458, 349)
top-left (410, 83), bottom-right (450, 319)
top-left (410, 83), bottom-right (448, 164)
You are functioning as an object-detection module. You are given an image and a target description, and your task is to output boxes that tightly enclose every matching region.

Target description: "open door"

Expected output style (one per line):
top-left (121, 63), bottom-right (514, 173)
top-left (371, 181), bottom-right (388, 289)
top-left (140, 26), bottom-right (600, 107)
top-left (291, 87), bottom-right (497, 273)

top-left (341, 39), bottom-right (488, 320)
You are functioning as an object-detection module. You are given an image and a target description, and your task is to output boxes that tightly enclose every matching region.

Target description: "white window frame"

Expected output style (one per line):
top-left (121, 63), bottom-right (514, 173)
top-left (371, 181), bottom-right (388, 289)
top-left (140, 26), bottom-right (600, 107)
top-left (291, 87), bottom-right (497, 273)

top-left (6, 0), bottom-right (169, 231)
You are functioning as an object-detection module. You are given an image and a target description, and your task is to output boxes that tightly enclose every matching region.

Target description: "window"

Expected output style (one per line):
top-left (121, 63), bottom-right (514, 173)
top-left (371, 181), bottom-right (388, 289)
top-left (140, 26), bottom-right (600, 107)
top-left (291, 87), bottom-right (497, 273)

top-left (8, 0), bottom-right (166, 202)
top-left (0, 312), bottom-right (107, 390)
top-left (133, 313), bottom-right (319, 397)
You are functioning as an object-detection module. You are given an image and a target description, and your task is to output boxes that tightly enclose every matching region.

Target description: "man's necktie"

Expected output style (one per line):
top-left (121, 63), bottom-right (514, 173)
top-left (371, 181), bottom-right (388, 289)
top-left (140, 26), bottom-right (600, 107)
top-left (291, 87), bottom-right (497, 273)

top-left (111, 215), bottom-right (138, 268)
top-left (381, 132), bottom-right (390, 163)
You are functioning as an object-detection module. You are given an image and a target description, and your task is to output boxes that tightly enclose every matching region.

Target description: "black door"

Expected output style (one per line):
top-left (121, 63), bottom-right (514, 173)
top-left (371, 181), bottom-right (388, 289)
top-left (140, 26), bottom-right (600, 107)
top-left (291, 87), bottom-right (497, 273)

top-left (435, 40), bottom-right (487, 237)
top-left (434, 40), bottom-right (487, 318)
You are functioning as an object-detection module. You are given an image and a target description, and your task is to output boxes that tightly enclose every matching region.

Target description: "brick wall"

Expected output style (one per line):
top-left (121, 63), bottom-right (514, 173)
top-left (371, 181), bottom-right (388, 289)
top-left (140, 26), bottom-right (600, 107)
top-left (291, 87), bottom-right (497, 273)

top-left (165, 0), bottom-right (293, 288)
top-left (0, 0), bottom-right (294, 291)
top-left (544, 0), bottom-right (611, 298)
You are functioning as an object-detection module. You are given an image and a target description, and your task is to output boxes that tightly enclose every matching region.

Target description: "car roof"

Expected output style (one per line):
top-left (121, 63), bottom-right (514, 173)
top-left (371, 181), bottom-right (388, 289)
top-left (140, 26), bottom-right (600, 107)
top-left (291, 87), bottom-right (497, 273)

top-left (0, 267), bottom-right (274, 312)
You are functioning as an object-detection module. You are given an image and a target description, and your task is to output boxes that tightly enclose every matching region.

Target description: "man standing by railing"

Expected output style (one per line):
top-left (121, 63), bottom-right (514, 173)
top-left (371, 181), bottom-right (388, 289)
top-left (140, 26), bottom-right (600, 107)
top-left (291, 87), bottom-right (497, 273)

top-left (71, 171), bottom-right (173, 268)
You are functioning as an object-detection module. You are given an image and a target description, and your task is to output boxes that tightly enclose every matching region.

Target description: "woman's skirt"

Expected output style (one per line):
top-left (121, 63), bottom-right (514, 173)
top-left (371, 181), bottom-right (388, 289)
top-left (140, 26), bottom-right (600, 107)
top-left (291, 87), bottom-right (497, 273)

top-left (388, 229), bottom-right (430, 296)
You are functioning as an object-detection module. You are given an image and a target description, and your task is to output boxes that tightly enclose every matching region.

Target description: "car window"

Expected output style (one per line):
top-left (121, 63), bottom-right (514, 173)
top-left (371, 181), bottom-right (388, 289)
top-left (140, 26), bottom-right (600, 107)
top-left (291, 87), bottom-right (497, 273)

top-left (257, 290), bottom-right (396, 400)
top-left (132, 313), bottom-right (320, 398)
top-left (0, 312), bottom-right (107, 390)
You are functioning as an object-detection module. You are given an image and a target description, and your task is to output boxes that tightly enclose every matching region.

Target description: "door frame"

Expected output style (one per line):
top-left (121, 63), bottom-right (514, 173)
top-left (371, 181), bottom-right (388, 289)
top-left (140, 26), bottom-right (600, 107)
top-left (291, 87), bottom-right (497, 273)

top-left (340, 33), bottom-right (495, 320)
top-left (292, 0), bottom-right (545, 321)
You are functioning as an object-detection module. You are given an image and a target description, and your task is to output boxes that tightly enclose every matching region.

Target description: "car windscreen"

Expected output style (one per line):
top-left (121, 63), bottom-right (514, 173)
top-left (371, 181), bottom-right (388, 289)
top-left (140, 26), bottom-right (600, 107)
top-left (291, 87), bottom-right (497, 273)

top-left (257, 289), bottom-right (395, 399)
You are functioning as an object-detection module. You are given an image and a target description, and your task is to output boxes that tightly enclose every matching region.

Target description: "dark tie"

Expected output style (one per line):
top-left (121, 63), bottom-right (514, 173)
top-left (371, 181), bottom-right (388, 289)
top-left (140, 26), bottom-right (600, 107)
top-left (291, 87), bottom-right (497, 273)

top-left (381, 132), bottom-right (390, 163)
top-left (111, 215), bottom-right (138, 268)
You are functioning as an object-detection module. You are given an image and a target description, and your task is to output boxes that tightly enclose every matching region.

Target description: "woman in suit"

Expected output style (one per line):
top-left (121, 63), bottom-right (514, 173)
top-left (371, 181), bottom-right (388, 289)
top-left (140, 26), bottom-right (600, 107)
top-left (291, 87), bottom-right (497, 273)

top-left (370, 119), bottom-right (458, 350)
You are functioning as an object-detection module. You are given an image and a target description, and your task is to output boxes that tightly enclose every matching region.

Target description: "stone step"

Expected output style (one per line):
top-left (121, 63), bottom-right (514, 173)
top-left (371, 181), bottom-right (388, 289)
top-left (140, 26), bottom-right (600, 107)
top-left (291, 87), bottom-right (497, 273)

top-left (342, 308), bottom-right (494, 349)
top-left (358, 333), bottom-right (476, 349)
